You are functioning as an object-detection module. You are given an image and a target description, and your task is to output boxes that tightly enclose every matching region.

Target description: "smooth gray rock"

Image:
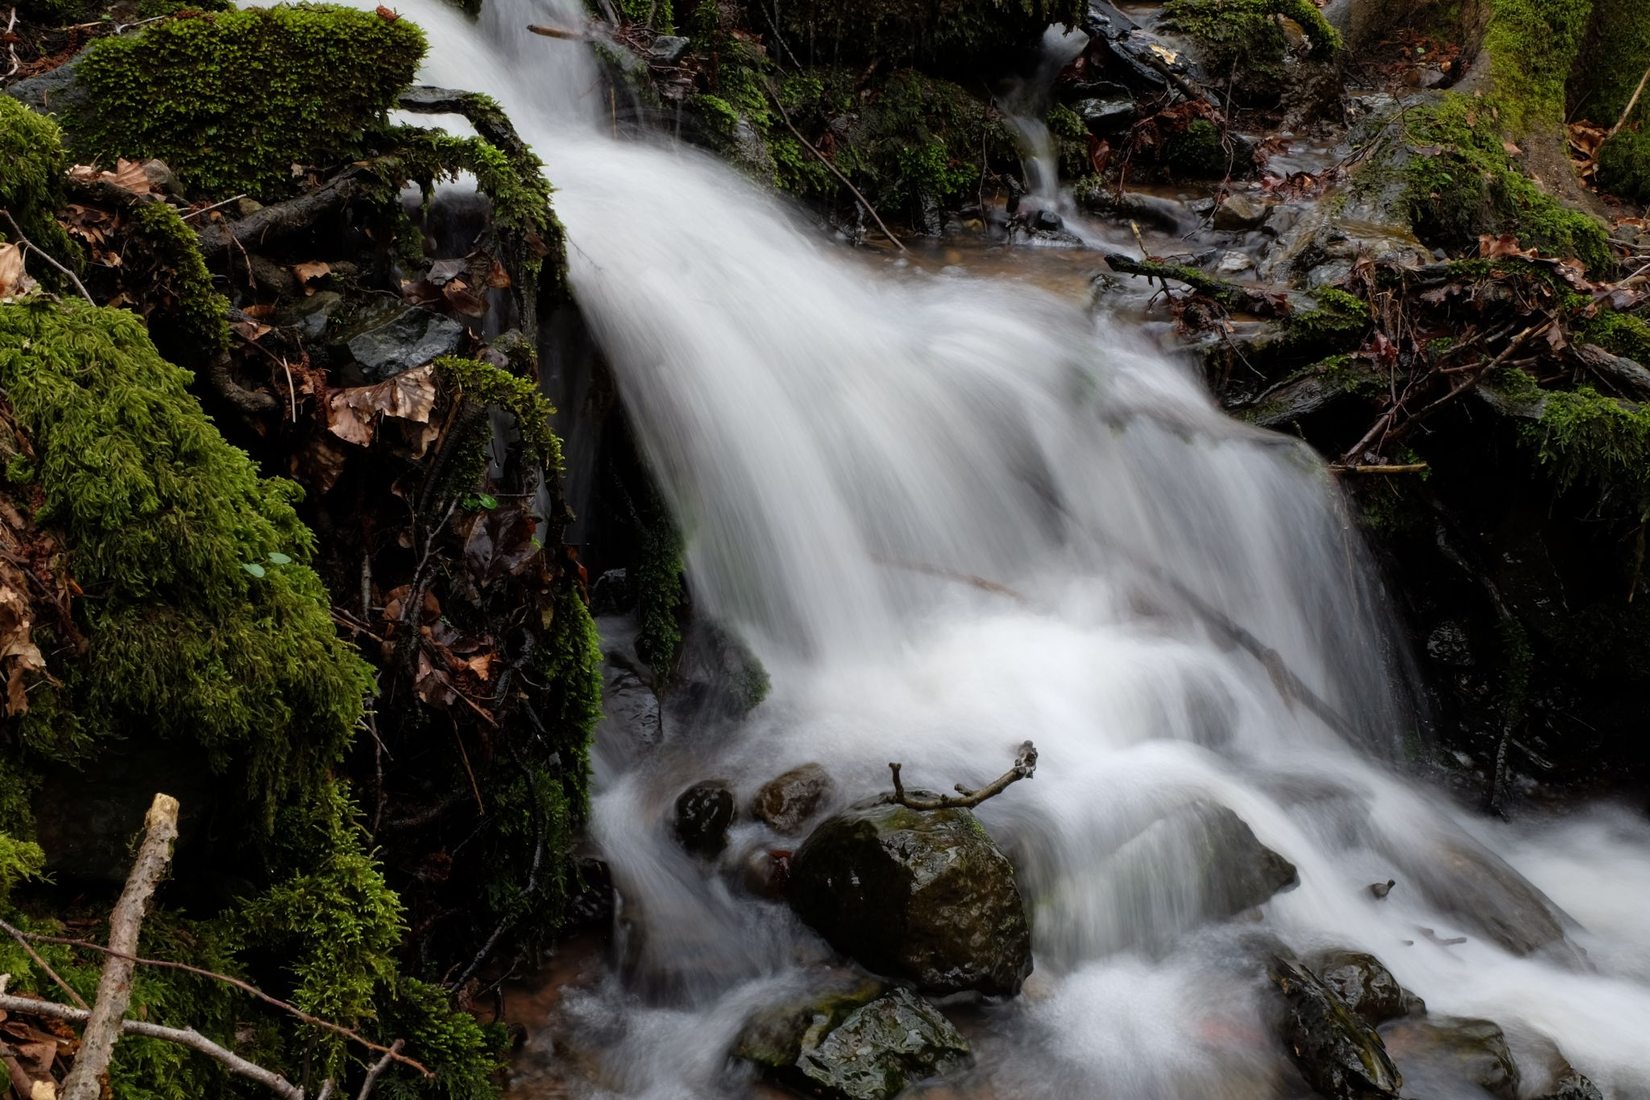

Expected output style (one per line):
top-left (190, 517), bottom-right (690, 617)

top-left (341, 300), bottom-right (465, 380)
top-left (648, 35), bottom-right (691, 63)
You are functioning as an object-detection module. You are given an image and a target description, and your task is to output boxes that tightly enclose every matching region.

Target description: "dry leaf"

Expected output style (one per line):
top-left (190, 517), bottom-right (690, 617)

top-left (291, 261), bottom-right (331, 295)
top-left (0, 243), bottom-right (26, 298)
top-left (110, 158), bottom-right (152, 194)
top-left (326, 363), bottom-right (438, 449)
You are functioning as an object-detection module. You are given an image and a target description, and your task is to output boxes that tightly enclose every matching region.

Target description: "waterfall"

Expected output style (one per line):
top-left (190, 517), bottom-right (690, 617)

top-left (348, 1), bottom-right (1650, 1094)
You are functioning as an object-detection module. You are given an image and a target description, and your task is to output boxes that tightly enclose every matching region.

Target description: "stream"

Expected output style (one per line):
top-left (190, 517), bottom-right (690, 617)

top-left (349, 0), bottom-right (1650, 1095)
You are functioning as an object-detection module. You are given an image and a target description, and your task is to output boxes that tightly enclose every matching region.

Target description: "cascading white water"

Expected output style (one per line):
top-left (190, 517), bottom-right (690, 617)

top-left (348, 2), bottom-right (1650, 1094)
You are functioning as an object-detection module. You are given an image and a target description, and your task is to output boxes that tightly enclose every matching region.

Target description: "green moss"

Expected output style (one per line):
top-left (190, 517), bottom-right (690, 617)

top-left (1569, 0), bottom-right (1650, 126)
top-left (1400, 96), bottom-right (1611, 271)
top-left (1583, 309), bottom-right (1650, 361)
top-left (1163, 119), bottom-right (1228, 179)
top-left (129, 201), bottom-right (232, 366)
top-left (619, 0), bottom-right (673, 31)
top-left (1482, 0), bottom-right (1596, 132)
top-left (759, 0), bottom-right (1083, 70)
top-left (1159, 0), bottom-right (1340, 99)
top-left (434, 356), bottom-right (562, 471)
top-left (0, 833), bottom-right (44, 903)
top-left (70, 4), bottom-right (426, 198)
top-left (631, 479), bottom-right (685, 680)
top-left (0, 96), bottom-right (82, 286)
top-left (1597, 129), bottom-right (1650, 203)
top-left (0, 297), bottom-right (374, 823)
top-left (1284, 287), bottom-right (1370, 353)
top-left (376, 977), bottom-right (506, 1100)
top-left (1519, 384), bottom-right (1650, 517)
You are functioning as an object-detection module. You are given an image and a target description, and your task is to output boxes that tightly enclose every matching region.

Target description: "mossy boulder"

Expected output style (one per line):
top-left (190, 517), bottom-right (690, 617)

top-left (1596, 129), bottom-right (1650, 203)
top-left (1569, 0), bottom-right (1650, 128)
top-left (734, 976), bottom-right (971, 1100)
top-left (787, 796), bottom-right (1032, 997)
top-left (0, 297), bottom-right (374, 829)
top-left (68, 4), bottom-right (426, 198)
top-left (0, 95), bottom-right (79, 280)
top-left (1394, 97), bottom-right (1610, 271)
top-left (1159, 0), bottom-right (1340, 105)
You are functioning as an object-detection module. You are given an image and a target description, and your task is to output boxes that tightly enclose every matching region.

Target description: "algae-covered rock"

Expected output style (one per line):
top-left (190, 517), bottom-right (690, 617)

top-left (735, 976), bottom-right (971, 1100)
top-left (788, 796), bottom-right (1032, 996)
top-left (68, 4), bottom-right (426, 198)
top-left (1268, 954), bottom-right (1403, 1100)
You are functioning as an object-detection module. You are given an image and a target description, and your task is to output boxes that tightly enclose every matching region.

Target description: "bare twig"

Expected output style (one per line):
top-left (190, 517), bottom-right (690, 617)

top-left (0, 917), bottom-right (90, 1008)
top-left (181, 194), bottom-right (250, 221)
top-left (763, 80), bottom-right (907, 252)
top-left (4, 926), bottom-right (430, 1076)
top-left (3, 8), bottom-right (19, 82)
top-left (0, 208), bottom-right (95, 304)
top-left (1609, 65), bottom-right (1650, 139)
top-left (61, 793), bottom-right (180, 1100)
top-left (0, 991), bottom-right (304, 1100)
top-left (1327, 463), bottom-right (1429, 475)
top-left (526, 22), bottom-right (587, 39)
top-left (888, 741), bottom-right (1037, 810)
top-left (356, 1039), bottom-right (403, 1100)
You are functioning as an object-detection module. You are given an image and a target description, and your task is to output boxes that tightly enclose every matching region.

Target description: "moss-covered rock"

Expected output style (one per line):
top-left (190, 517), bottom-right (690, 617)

top-left (1482, 0), bottom-right (1595, 132)
top-left (788, 797), bottom-right (1033, 996)
top-left (0, 95), bottom-right (80, 280)
top-left (1397, 97), bottom-right (1610, 271)
top-left (69, 4), bottom-right (426, 198)
top-left (1568, 0), bottom-right (1650, 127)
top-left (759, 0), bottom-right (1082, 72)
top-left (1596, 128), bottom-right (1650, 203)
top-left (0, 296), bottom-right (374, 825)
top-left (1159, 0), bottom-right (1340, 105)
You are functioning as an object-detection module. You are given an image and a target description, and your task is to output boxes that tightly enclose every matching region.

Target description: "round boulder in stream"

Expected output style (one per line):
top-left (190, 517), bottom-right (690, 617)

top-left (734, 978), bottom-right (970, 1100)
top-left (674, 780), bottom-right (735, 856)
top-left (1268, 954), bottom-right (1403, 1100)
top-left (788, 798), bottom-right (1033, 997)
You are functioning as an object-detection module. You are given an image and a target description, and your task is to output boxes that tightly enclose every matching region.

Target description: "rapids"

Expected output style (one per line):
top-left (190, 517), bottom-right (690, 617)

top-left (349, 0), bottom-right (1650, 1094)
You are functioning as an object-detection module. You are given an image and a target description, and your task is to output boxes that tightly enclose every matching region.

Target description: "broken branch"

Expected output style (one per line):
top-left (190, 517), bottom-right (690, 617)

top-left (888, 741), bottom-right (1037, 810)
top-left (0, 208), bottom-right (95, 304)
top-left (61, 793), bottom-right (180, 1100)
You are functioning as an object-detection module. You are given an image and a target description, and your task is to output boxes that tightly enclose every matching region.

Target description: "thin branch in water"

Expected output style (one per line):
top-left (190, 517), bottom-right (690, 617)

top-left (888, 741), bottom-right (1038, 810)
top-left (763, 80), bottom-right (907, 253)
top-left (0, 208), bottom-right (95, 304)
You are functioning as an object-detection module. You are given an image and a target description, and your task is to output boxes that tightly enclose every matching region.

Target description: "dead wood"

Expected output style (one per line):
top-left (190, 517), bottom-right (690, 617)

top-left (888, 741), bottom-right (1037, 810)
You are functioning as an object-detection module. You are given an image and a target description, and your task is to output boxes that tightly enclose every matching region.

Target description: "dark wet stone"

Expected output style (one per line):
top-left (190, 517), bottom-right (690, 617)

top-left (1213, 192), bottom-right (1272, 232)
top-left (589, 568), bottom-right (635, 615)
top-left (648, 35), bottom-right (691, 63)
top-left (339, 298), bottom-right (466, 380)
top-left (1268, 955), bottom-right (1402, 1100)
top-left (674, 780), bottom-right (735, 856)
top-left (1536, 1070), bottom-right (1605, 1100)
top-left (1177, 803), bottom-right (1300, 918)
top-left (1395, 836), bottom-right (1571, 957)
top-left (752, 763), bottom-right (835, 835)
top-left (1379, 1016), bottom-right (1520, 1100)
top-left (1308, 949), bottom-right (1422, 1026)
top-left (1073, 96), bottom-right (1137, 135)
top-left (5, 51), bottom-right (89, 114)
top-left (789, 797), bottom-right (1032, 996)
top-left (280, 290), bottom-right (344, 342)
top-left (735, 977), bottom-right (970, 1100)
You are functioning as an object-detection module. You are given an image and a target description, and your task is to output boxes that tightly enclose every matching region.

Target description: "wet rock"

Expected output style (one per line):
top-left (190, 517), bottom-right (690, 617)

top-left (1032, 208), bottom-right (1064, 233)
top-left (1308, 949), bottom-right (1422, 1026)
top-left (1175, 802), bottom-right (1299, 918)
top-left (667, 618), bottom-right (771, 722)
top-left (339, 297), bottom-right (466, 380)
top-left (1213, 192), bottom-right (1273, 232)
top-left (280, 289), bottom-right (344, 341)
top-left (1536, 1070), bottom-right (1605, 1100)
top-left (752, 763), bottom-right (835, 835)
top-left (1393, 835), bottom-right (1570, 957)
top-left (589, 568), bottom-right (636, 615)
top-left (1268, 955), bottom-right (1402, 1100)
top-left (137, 158), bottom-right (185, 197)
top-left (5, 51), bottom-right (89, 114)
top-left (739, 845), bottom-right (793, 898)
top-left (788, 797), bottom-right (1032, 996)
top-left (674, 781), bottom-right (735, 856)
top-left (1379, 1016), bottom-right (1519, 1100)
top-left (1073, 96), bottom-right (1136, 136)
top-left (648, 35), bottom-right (691, 63)
top-left (735, 978), bottom-right (970, 1100)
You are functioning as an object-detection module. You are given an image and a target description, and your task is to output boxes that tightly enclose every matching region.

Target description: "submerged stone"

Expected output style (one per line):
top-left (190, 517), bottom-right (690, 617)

top-left (752, 762), bottom-right (835, 835)
top-left (735, 977), bottom-right (970, 1100)
top-left (1379, 1016), bottom-right (1520, 1100)
top-left (788, 797), bottom-right (1032, 996)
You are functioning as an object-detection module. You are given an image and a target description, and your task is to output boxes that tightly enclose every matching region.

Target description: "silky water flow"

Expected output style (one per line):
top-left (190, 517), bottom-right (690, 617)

top-left (337, 0), bottom-right (1650, 1093)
